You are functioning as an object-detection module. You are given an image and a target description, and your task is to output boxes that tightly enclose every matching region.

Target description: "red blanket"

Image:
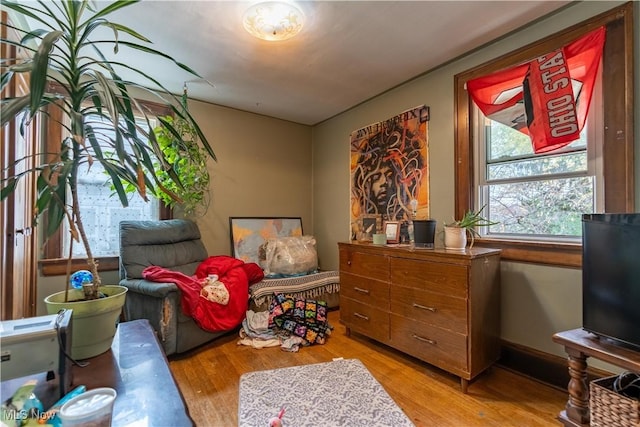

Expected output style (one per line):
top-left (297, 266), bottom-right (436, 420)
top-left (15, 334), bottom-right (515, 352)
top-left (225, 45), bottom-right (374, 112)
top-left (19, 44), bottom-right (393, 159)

top-left (143, 256), bottom-right (264, 332)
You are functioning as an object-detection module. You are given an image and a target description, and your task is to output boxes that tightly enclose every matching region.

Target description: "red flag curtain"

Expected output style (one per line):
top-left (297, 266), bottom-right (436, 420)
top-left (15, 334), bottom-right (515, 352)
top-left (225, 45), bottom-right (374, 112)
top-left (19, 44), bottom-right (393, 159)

top-left (467, 27), bottom-right (605, 153)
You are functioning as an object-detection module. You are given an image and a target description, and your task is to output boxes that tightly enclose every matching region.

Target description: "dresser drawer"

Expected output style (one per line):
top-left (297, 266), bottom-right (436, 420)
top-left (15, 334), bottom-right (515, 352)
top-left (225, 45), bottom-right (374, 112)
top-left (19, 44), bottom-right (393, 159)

top-left (390, 286), bottom-right (467, 335)
top-left (341, 298), bottom-right (389, 342)
top-left (341, 272), bottom-right (389, 309)
top-left (390, 314), bottom-right (468, 374)
top-left (340, 249), bottom-right (389, 281)
top-left (390, 257), bottom-right (467, 298)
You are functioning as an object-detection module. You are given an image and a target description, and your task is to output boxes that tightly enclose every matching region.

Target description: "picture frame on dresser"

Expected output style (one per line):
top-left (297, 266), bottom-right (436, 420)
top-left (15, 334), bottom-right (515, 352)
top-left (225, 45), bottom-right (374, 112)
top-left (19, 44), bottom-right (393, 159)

top-left (384, 221), bottom-right (400, 243)
top-left (362, 214), bottom-right (381, 235)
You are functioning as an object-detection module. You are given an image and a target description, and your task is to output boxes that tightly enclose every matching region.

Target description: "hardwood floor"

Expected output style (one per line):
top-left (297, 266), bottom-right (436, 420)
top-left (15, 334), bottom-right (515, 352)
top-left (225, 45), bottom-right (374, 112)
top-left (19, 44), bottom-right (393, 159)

top-left (169, 310), bottom-right (567, 426)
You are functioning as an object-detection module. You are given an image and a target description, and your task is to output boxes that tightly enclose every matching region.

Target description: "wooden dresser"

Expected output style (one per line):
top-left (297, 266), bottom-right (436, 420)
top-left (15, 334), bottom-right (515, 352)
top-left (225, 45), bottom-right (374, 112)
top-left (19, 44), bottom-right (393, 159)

top-left (338, 242), bottom-right (501, 392)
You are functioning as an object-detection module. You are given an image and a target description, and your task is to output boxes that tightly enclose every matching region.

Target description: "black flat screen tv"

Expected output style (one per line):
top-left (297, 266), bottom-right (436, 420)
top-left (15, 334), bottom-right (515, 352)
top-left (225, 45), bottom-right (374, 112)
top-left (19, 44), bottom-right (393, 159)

top-left (582, 213), bottom-right (640, 350)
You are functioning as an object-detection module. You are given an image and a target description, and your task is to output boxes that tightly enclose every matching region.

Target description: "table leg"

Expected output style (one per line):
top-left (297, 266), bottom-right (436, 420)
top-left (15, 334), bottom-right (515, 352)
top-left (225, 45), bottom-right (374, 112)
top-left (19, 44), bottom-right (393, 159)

top-left (564, 348), bottom-right (589, 425)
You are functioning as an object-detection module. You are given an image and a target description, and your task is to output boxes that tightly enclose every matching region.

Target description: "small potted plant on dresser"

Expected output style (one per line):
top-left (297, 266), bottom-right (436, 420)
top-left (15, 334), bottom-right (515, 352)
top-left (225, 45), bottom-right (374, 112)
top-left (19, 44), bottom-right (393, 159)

top-left (444, 206), bottom-right (498, 251)
top-left (1, 0), bottom-right (215, 359)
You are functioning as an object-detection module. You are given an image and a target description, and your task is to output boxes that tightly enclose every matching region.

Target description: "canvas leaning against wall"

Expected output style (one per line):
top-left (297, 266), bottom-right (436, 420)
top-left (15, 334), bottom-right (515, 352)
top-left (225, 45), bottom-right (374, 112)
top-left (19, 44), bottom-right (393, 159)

top-left (350, 105), bottom-right (430, 239)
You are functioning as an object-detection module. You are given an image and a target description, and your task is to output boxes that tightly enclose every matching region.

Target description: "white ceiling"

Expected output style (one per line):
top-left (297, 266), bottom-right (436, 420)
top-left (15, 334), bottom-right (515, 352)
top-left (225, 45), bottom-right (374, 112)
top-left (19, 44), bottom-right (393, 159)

top-left (41, 1), bottom-right (573, 125)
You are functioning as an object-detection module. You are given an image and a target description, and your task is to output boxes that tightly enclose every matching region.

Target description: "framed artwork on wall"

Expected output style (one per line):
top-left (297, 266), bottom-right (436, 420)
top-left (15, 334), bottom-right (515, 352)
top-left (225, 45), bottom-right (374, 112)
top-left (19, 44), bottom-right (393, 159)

top-left (350, 105), bottom-right (430, 228)
top-left (384, 221), bottom-right (400, 244)
top-left (229, 217), bottom-right (303, 264)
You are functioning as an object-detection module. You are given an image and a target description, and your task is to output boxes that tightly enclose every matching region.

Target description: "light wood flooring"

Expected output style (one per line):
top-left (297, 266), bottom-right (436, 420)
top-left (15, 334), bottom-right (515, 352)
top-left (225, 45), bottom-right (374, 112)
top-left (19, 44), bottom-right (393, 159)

top-left (169, 310), bottom-right (567, 426)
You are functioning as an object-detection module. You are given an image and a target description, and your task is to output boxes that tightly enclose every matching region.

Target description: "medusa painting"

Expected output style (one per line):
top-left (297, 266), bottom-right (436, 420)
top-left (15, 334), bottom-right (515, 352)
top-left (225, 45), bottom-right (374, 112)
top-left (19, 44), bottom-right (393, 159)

top-left (350, 106), bottom-right (429, 235)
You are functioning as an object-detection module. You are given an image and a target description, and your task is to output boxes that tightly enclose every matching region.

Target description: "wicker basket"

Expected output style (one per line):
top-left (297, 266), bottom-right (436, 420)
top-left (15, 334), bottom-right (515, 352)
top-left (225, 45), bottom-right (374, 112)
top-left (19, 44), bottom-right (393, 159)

top-left (590, 375), bottom-right (640, 427)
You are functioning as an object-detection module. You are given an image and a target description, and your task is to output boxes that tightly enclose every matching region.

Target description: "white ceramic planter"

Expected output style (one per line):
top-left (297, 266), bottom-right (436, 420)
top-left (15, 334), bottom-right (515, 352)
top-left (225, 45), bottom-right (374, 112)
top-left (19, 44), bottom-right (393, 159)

top-left (444, 226), bottom-right (467, 251)
top-left (44, 285), bottom-right (127, 360)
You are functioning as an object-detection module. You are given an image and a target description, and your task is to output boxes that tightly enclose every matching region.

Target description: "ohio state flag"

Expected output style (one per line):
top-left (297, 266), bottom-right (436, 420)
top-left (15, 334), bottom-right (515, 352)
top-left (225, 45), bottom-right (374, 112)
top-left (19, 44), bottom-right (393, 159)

top-left (467, 27), bottom-right (605, 153)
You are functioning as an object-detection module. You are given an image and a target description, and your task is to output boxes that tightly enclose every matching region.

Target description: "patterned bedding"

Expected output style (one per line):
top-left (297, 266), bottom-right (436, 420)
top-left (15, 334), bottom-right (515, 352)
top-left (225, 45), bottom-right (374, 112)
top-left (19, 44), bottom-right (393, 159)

top-left (249, 270), bottom-right (340, 308)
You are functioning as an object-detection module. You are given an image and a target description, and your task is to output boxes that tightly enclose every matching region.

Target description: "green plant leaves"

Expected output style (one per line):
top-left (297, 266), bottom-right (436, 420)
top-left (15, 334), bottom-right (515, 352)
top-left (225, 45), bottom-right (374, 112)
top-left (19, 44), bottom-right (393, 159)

top-left (30, 30), bottom-right (62, 117)
top-left (451, 205), bottom-right (499, 233)
top-left (149, 115), bottom-right (211, 216)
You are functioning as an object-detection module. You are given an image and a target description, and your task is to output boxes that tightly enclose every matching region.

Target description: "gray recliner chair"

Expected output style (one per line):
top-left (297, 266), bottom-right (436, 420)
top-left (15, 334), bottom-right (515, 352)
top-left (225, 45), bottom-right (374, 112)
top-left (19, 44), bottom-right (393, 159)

top-left (119, 219), bottom-right (228, 356)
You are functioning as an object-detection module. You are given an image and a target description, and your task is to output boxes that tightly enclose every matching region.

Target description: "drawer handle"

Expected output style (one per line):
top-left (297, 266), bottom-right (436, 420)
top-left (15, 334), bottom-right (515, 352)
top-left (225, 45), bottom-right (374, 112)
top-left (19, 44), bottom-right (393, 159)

top-left (412, 303), bottom-right (436, 312)
top-left (354, 312), bottom-right (369, 321)
top-left (412, 334), bottom-right (436, 345)
top-left (347, 260), bottom-right (352, 266)
top-left (354, 287), bottom-right (370, 295)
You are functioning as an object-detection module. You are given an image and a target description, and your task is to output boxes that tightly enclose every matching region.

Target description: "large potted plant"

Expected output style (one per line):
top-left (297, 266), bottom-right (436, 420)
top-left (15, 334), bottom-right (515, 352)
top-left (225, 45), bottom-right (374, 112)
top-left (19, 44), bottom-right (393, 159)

top-left (1, 0), bottom-right (216, 359)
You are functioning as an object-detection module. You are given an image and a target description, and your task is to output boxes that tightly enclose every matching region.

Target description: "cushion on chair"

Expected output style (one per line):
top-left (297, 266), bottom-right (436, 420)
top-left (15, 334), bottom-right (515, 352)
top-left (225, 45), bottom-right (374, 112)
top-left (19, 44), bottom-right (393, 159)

top-left (120, 219), bottom-right (208, 279)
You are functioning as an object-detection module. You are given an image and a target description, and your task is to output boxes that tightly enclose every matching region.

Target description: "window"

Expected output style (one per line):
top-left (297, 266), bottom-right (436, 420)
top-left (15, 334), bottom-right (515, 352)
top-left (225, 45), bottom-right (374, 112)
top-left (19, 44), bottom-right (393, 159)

top-left (474, 75), bottom-right (602, 240)
top-left (41, 98), bottom-right (172, 275)
top-left (454, 3), bottom-right (634, 267)
top-left (62, 115), bottom-right (160, 258)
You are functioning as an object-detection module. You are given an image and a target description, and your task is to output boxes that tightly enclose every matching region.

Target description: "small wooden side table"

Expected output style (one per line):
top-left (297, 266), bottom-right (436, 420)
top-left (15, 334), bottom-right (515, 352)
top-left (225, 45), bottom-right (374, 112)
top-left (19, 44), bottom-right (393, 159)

top-left (552, 328), bottom-right (640, 427)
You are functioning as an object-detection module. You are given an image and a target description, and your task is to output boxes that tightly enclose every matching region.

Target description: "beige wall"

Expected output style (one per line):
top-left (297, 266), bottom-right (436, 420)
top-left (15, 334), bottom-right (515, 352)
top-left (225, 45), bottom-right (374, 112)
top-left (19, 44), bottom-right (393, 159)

top-left (186, 100), bottom-right (313, 257)
top-left (311, 0), bottom-right (638, 368)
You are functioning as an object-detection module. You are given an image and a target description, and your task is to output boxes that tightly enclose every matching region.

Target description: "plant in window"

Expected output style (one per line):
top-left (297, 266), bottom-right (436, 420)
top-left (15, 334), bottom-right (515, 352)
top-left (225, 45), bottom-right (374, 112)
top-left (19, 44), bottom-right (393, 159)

top-left (0, 0), bottom-right (216, 300)
top-left (445, 205), bottom-right (498, 249)
top-left (118, 87), bottom-right (210, 217)
top-left (152, 89), bottom-right (210, 217)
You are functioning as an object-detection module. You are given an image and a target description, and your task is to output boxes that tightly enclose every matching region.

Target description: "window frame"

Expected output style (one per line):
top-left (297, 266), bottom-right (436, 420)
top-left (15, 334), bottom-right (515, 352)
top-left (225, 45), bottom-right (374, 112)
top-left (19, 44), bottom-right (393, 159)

top-left (454, 2), bottom-right (634, 268)
top-left (40, 89), bottom-right (173, 275)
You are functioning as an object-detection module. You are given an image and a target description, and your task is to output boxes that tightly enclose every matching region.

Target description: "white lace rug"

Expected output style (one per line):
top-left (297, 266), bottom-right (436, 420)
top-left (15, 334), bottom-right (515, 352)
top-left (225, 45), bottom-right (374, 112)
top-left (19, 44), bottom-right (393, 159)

top-left (238, 358), bottom-right (415, 427)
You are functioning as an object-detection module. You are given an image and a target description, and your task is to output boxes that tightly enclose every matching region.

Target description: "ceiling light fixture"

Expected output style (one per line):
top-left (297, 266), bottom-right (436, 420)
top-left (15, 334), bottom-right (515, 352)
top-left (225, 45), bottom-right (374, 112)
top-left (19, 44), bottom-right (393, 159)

top-left (243, 1), bottom-right (305, 42)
